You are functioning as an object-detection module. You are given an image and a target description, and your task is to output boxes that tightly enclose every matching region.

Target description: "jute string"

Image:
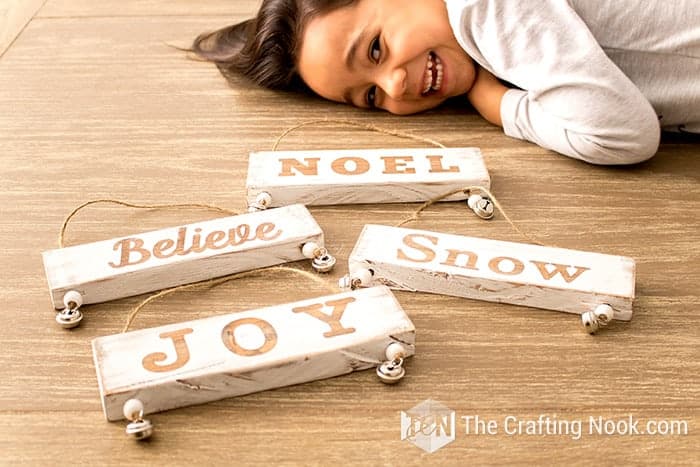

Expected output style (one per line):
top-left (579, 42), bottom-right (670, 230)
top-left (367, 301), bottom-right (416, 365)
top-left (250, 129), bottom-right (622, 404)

top-left (272, 118), bottom-right (446, 151)
top-left (58, 119), bottom-right (540, 330)
top-left (122, 266), bottom-right (336, 332)
top-left (58, 199), bottom-right (238, 248)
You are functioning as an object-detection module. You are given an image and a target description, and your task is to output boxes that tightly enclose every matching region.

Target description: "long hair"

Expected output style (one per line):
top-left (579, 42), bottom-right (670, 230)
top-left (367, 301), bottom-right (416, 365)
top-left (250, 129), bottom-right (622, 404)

top-left (192, 0), bottom-right (354, 92)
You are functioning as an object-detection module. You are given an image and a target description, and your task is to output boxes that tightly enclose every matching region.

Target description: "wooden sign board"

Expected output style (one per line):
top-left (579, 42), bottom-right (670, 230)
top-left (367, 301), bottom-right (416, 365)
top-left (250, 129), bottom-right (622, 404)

top-left (348, 225), bottom-right (636, 320)
top-left (42, 204), bottom-right (324, 309)
top-left (92, 286), bottom-right (416, 421)
top-left (246, 147), bottom-right (490, 207)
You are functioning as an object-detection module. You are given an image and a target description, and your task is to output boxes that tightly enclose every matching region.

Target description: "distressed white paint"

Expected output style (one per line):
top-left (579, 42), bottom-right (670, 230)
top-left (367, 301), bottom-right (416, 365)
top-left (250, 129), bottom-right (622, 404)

top-left (92, 286), bottom-right (416, 421)
top-left (348, 225), bottom-right (636, 320)
top-left (246, 147), bottom-right (490, 207)
top-left (42, 204), bottom-right (324, 308)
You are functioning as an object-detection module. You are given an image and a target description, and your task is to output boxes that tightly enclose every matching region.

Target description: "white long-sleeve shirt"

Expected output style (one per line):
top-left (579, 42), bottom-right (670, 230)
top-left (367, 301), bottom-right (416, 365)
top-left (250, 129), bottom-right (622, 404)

top-left (445, 0), bottom-right (700, 164)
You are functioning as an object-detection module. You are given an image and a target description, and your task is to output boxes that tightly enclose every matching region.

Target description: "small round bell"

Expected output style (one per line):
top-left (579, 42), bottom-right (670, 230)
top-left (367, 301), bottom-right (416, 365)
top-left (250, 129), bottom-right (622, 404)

top-left (467, 194), bottom-right (495, 220)
top-left (312, 253), bottom-right (336, 273)
top-left (581, 310), bottom-right (600, 334)
top-left (126, 419), bottom-right (154, 440)
top-left (56, 290), bottom-right (84, 329)
top-left (377, 358), bottom-right (405, 384)
top-left (123, 399), bottom-right (153, 441)
top-left (581, 304), bottom-right (615, 334)
top-left (55, 307), bottom-right (83, 329)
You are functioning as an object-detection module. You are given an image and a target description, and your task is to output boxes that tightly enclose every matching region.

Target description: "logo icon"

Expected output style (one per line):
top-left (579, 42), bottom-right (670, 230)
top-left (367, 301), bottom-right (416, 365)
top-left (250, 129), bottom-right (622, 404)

top-left (400, 399), bottom-right (456, 453)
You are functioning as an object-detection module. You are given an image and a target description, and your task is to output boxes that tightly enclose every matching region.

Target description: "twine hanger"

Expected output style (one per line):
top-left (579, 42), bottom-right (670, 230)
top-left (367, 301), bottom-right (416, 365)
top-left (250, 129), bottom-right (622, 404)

top-left (122, 266), bottom-right (336, 333)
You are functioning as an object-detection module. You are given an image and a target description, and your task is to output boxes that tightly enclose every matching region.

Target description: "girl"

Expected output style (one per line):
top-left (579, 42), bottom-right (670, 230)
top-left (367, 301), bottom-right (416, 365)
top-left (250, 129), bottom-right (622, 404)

top-left (192, 0), bottom-right (700, 165)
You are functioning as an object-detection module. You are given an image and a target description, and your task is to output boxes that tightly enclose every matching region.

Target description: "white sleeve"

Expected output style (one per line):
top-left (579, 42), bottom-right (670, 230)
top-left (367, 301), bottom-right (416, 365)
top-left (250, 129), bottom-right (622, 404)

top-left (448, 0), bottom-right (661, 165)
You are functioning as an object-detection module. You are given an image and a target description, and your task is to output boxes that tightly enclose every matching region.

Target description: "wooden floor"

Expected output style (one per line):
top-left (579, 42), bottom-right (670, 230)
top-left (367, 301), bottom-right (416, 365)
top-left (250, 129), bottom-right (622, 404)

top-left (1, 1), bottom-right (698, 465)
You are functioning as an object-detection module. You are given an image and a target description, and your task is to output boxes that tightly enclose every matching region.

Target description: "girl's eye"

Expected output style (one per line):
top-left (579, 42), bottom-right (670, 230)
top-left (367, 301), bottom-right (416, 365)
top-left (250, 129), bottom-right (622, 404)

top-left (369, 36), bottom-right (381, 63)
top-left (366, 86), bottom-right (377, 108)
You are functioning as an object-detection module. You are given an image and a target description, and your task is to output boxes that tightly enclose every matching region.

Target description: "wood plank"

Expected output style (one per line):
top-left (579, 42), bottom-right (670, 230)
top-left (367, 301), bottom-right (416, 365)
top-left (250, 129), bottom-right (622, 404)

top-left (0, 9), bottom-right (698, 465)
top-left (42, 204), bottom-right (324, 308)
top-left (93, 286), bottom-right (416, 421)
top-left (0, 0), bottom-right (45, 57)
top-left (347, 225), bottom-right (636, 319)
top-left (37, 0), bottom-right (248, 17)
top-left (246, 147), bottom-right (490, 208)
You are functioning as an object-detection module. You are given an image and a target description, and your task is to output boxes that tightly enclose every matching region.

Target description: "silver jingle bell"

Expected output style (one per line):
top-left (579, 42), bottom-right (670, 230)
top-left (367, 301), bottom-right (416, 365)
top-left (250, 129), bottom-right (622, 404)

top-left (581, 304), bottom-right (614, 334)
top-left (125, 419), bottom-right (154, 440)
top-left (55, 307), bottom-right (83, 329)
top-left (470, 196), bottom-right (495, 220)
top-left (312, 253), bottom-right (336, 273)
top-left (581, 310), bottom-right (600, 334)
top-left (376, 358), bottom-right (405, 384)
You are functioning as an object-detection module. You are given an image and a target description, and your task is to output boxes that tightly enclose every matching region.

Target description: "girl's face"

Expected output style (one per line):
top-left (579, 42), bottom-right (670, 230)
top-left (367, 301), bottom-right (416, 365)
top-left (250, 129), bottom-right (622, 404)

top-left (297, 0), bottom-right (476, 115)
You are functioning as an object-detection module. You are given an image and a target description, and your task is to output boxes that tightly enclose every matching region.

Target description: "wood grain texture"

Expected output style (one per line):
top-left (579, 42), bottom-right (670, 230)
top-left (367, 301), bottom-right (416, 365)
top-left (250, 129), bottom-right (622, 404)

top-left (0, 1), bottom-right (698, 465)
top-left (37, 0), bottom-right (249, 18)
top-left (0, 0), bottom-right (45, 56)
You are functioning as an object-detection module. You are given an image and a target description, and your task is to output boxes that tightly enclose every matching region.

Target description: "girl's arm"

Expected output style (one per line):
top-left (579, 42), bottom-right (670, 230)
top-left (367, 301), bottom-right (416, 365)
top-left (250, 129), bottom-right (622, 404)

top-left (445, 0), bottom-right (660, 165)
top-left (466, 66), bottom-right (509, 127)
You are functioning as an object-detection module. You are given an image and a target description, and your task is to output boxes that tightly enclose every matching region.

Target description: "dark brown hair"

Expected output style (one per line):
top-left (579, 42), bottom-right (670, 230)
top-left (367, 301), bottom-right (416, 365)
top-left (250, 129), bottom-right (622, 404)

top-left (192, 0), bottom-right (354, 92)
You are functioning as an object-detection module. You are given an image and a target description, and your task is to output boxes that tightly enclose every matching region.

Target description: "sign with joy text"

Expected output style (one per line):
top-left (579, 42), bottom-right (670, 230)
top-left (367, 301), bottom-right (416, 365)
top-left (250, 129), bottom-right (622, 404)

top-left (42, 204), bottom-right (324, 309)
top-left (348, 225), bottom-right (636, 319)
top-left (92, 286), bottom-right (416, 421)
top-left (246, 147), bottom-right (490, 207)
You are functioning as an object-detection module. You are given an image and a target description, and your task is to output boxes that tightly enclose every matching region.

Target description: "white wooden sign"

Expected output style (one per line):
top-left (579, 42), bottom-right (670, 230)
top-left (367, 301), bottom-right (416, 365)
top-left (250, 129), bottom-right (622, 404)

top-left (92, 286), bottom-right (416, 421)
top-left (246, 147), bottom-right (490, 208)
top-left (347, 225), bottom-right (636, 320)
top-left (42, 204), bottom-right (324, 309)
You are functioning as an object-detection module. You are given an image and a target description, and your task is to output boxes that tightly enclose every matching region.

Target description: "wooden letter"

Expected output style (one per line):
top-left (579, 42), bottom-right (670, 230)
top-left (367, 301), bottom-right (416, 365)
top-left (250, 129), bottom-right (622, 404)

top-left (153, 238), bottom-right (176, 259)
top-left (204, 230), bottom-right (228, 250)
top-left (279, 158), bottom-right (320, 176)
top-left (488, 256), bottom-right (525, 276)
top-left (256, 222), bottom-right (282, 241)
top-left (530, 261), bottom-right (589, 284)
top-left (221, 317), bottom-right (278, 357)
top-left (109, 238), bottom-right (151, 268)
top-left (427, 155), bottom-right (460, 173)
top-left (331, 157), bottom-right (370, 175)
top-left (292, 297), bottom-right (357, 338)
top-left (142, 328), bottom-right (194, 373)
top-left (381, 156), bottom-right (416, 174)
top-left (397, 233), bottom-right (438, 263)
top-left (441, 249), bottom-right (479, 270)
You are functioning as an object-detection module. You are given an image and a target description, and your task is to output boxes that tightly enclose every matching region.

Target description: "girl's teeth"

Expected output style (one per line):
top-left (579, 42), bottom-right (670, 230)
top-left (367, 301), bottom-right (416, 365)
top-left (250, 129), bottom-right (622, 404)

top-left (422, 53), bottom-right (443, 95)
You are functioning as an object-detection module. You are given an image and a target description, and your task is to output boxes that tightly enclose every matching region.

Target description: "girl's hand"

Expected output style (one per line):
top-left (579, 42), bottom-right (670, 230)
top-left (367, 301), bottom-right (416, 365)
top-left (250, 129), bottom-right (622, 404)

top-left (466, 66), bottom-right (510, 127)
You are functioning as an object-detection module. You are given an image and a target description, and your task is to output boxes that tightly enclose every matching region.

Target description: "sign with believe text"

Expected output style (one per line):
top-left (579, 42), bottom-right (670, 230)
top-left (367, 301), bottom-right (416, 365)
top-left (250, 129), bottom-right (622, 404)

top-left (42, 204), bottom-right (324, 309)
top-left (347, 225), bottom-right (636, 320)
top-left (92, 286), bottom-right (415, 421)
top-left (246, 147), bottom-right (490, 208)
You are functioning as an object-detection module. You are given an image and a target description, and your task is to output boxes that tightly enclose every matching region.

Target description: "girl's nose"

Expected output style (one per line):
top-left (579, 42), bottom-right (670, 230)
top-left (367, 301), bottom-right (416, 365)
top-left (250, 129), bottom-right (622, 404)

top-left (379, 67), bottom-right (407, 100)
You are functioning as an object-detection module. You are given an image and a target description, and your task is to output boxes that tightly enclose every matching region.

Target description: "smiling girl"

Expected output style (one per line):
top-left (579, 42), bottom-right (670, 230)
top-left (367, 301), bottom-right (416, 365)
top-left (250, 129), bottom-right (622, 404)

top-left (192, 0), bottom-right (699, 165)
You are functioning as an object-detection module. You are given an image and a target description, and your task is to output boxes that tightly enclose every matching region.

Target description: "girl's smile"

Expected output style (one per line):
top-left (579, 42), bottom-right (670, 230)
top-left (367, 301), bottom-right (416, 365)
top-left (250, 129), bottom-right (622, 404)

top-left (297, 0), bottom-right (476, 115)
